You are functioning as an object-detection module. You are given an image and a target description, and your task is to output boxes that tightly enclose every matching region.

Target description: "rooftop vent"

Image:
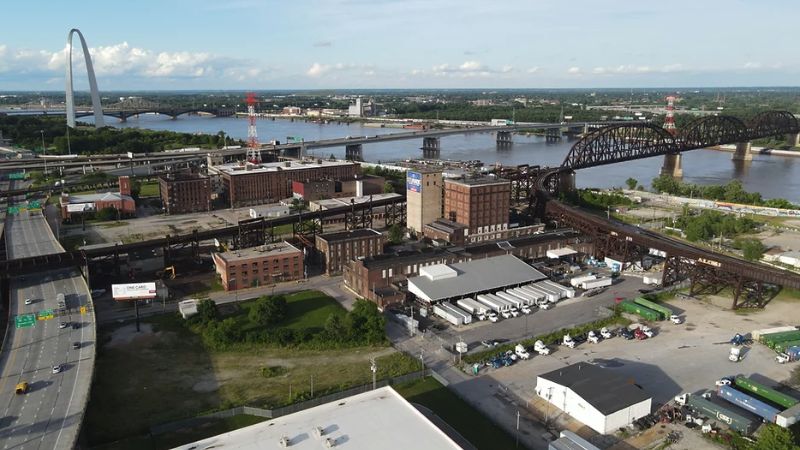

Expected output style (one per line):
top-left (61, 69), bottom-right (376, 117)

top-left (325, 437), bottom-right (336, 448)
top-left (314, 426), bottom-right (325, 438)
top-left (279, 436), bottom-right (291, 447)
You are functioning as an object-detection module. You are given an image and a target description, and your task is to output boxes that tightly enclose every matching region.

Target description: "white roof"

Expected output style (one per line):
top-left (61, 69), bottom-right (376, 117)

top-left (420, 264), bottom-right (457, 281)
top-left (546, 247), bottom-right (577, 259)
top-left (172, 387), bottom-right (462, 450)
top-left (408, 255), bottom-right (547, 302)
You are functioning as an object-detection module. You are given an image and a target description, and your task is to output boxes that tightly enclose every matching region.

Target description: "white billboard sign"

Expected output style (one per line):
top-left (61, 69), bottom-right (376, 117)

top-left (112, 282), bottom-right (157, 300)
top-left (66, 204), bottom-right (87, 213)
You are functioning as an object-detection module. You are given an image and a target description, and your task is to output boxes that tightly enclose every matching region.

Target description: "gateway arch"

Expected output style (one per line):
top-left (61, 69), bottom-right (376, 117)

top-left (65, 28), bottom-right (105, 128)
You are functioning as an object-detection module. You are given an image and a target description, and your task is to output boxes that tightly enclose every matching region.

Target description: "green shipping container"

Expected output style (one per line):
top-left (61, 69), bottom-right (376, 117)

top-left (760, 330), bottom-right (800, 344)
top-left (632, 297), bottom-right (671, 320)
top-left (618, 300), bottom-right (662, 321)
top-left (734, 376), bottom-right (799, 410)
top-left (687, 393), bottom-right (756, 435)
top-left (774, 340), bottom-right (800, 354)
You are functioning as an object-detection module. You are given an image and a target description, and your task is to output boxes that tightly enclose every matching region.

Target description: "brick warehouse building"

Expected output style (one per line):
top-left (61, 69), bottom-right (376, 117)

top-left (211, 160), bottom-right (360, 208)
top-left (60, 176), bottom-right (136, 221)
top-left (343, 230), bottom-right (592, 307)
top-left (444, 176), bottom-right (511, 238)
top-left (159, 172), bottom-right (211, 214)
top-left (315, 228), bottom-right (386, 276)
top-left (212, 241), bottom-right (304, 291)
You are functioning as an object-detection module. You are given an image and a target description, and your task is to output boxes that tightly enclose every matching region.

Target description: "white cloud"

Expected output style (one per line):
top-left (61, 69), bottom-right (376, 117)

top-left (743, 62), bottom-right (762, 69)
top-left (500, 65), bottom-right (514, 73)
top-left (306, 62), bottom-right (373, 78)
top-left (459, 60), bottom-right (484, 71)
top-left (567, 66), bottom-right (581, 74)
top-left (526, 67), bottom-right (540, 74)
top-left (306, 62), bottom-right (329, 77)
top-left (589, 64), bottom-right (687, 75)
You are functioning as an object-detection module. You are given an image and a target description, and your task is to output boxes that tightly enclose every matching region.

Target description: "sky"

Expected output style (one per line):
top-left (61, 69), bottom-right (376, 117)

top-left (0, 0), bottom-right (798, 90)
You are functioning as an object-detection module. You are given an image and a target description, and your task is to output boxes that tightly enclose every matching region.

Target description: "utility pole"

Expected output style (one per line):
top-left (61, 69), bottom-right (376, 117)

top-left (515, 410), bottom-right (520, 448)
top-left (370, 358), bottom-right (377, 390)
top-left (419, 349), bottom-right (425, 377)
top-left (409, 304), bottom-right (414, 337)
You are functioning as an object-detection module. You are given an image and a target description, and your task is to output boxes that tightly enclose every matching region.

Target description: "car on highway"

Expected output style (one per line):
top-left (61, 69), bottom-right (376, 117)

top-left (72, 323), bottom-right (79, 330)
top-left (15, 382), bottom-right (29, 395)
top-left (59, 322), bottom-right (68, 329)
top-left (52, 364), bottom-right (62, 374)
top-left (72, 342), bottom-right (80, 350)
top-left (24, 298), bottom-right (32, 305)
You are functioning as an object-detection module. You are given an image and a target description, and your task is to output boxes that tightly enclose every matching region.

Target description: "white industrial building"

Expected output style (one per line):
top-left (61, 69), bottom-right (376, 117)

top-left (407, 255), bottom-right (547, 303)
top-left (173, 386), bottom-right (463, 450)
top-left (536, 363), bottom-right (652, 435)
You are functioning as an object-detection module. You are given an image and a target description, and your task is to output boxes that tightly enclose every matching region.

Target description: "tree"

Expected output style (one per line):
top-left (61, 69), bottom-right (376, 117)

top-left (196, 299), bottom-right (218, 325)
top-left (95, 206), bottom-right (119, 221)
top-left (739, 238), bottom-right (766, 261)
top-left (383, 181), bottom-right (395, 194)
top-left (388, 224), bottom-right (404, 244)
top-left (323, 313), bottom-right (346, 342)
top-left (625, 177), bottom-right (638, 190)
top-left (249, 295), bottom-right (287, 326)
top-left (750, 424), bottom-right (798, 450)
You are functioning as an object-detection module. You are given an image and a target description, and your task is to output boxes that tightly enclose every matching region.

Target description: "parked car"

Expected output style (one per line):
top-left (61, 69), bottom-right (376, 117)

top-left (618, 328), bottom-right (634, 340)
top-left (481, 340), bottom-right (498, 349)
top-left (715, 377), bottom-right (733, 386)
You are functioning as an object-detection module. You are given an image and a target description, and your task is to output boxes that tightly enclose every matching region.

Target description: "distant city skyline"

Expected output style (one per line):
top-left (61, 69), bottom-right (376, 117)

top-left (0, 0), bottom-right (797, 90)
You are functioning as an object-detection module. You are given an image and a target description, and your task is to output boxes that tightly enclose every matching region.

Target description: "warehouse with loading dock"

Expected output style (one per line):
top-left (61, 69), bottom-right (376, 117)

top-left (536, 363), bottom-right (652, 434)
top-left (407, 254), bottom-right (547, 304)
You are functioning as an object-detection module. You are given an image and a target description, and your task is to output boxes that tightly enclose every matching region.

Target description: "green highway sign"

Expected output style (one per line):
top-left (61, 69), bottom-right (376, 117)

top-left (14, 314), bottom-right (36, 329)
top-left (28, 201), bottom-right (41, 209)
top-left (8, 207), bottom-right (19, 215)
top-left (36, 309), bottom-right (54, 321)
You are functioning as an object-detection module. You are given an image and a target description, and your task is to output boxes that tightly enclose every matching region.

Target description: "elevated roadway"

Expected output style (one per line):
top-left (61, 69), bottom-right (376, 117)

top-left (0, 188), bottom-right (95, 449)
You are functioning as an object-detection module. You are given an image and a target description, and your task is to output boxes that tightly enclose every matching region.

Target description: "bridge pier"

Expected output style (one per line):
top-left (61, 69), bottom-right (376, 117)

top-left (421, 137), bottom-right (440, 159)
top-left (660, 153), bottom-right (683, 178)
top-left (732, 141), bottom-right (753, 161)
top-left (345, 144), bottom-right (363, 162)
top-left (545, 128), bottom-right (561, 142)
top-left (787, 132), bottom-right (800, 147)
top-left (496, 131), bottom-right (513, 148)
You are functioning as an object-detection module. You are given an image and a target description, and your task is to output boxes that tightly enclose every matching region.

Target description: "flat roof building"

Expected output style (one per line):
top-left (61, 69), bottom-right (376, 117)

top-left (173, 386), bottom-right (464, 450)
top-left (443, 176), bottom-right (510, 237)
top-left (211, 160), bottom-right (360, 208)
top-left (316, 228), bottom-right (386, 276)
top-left (407, 254), bottom-right (547, 303)
top-left (159, 172), bottom-right (211, 215)
top-left (212, 241), bottom-right (304, 291)
top-left (536, 363), bottom-right (652, 435)
top-left (406, 169), bottom-right (443, 235)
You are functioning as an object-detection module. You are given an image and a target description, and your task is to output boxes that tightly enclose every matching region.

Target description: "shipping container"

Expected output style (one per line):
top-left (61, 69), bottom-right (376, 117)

top-left (777, 402), bottom-right (800, 428)
top-left (522, 285), bottom-right (558, 303)
top-left (496, 291), bottom-right (524, 309)
top-left (456, 298), bottom-right (488, 316)
top-left (476, 294), bottom-right (510, 313)
top-left (514, 286), bottom-right (545, 302)
top-left (760, 330), bottom-right (800, 345)
top-left (774, 340), bottom-right (800, 354)
top-left (734, 376), bottom-right (799, 410)
top-left (787, 346), bottom-right (800, 361)
top-left (540, 280), bottom-right (576, 299)
top-left (752, 326), bottom-right (797, 341)
top-left (618, 300), bottom-right (662, 322)
top-left (569, 274), bottom-right (596, 288)
top-left (433, 304), bottom-right (462, 326)
top-left (445, 303), bottom-right (473, 325)
top-left (643, 275), bottom-right (662, 285)
top-left (632, 297), bottom-right (671, 320)
top-left (533, 282), bottom-right (562, 299)
top-left (687, 393), bottom-right (756, 435)
top-left (581, 277), bottom-right (613, 290)
top-left (508, 288), bottom-right (539, 306)
top-left (718, 385), bottom-right (780, 423)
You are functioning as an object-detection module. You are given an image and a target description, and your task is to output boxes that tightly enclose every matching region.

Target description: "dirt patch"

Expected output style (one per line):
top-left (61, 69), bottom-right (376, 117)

top-left (193, 376), bottom-right (220, 393)
top-left (106, 323), bottom-right (155, 348)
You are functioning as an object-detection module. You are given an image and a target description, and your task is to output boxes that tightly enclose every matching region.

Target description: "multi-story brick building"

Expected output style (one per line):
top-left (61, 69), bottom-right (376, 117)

top-left (406, 169), bottom-right (443, 235)
top-left (159, 172), bottom-right (211, 214)
top-left (212, 241), bottom-right (304, 291)
top-left (211, 160), bottom-right (360, 208)
top-left (315, 228), bottom-right (386, 276)
top-left (60, 176), bottom-right (136, 221)
top-left (343, 230), bottom-right (592, 307)
top-left (443, 176), bottom-right (511, 238)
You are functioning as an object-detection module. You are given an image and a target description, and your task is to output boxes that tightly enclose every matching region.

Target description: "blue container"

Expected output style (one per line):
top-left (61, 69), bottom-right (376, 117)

top-left (787, 346), bottom-right (800, 361)
top-left (718, 385), bottom-right (780, 423)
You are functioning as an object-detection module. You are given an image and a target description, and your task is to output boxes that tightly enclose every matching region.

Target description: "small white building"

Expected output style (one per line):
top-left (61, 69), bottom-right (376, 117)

top-left (536, 363), bottom-right (651, 434)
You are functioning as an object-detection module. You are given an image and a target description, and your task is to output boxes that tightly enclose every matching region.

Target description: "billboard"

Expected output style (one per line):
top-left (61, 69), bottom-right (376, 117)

top-left (112, 282), bottom-right (157, 301)
top-left (66, 203), bottom-right (89, 213)
top-left (406, 171), bottom-right (422, 193)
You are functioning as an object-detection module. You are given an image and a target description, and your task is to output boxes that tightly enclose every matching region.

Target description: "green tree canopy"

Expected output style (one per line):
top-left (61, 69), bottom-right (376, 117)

top-left (249, 295), bottom-right (288, 326)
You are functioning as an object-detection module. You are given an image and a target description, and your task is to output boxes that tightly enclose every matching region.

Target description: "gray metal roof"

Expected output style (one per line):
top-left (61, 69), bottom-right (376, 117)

top-left (408, 254), bottom-right (546, 302)
top-left (539, 363), bottom-right (651, 415)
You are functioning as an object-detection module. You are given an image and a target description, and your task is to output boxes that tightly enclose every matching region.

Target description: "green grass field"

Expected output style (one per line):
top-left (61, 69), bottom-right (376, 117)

top-left (85, 290), bottom-right (418, 448)
top-left (235, 290), bottom-right (345, 333)
top-left (394, 377), bottom-right (518, 450)
top-left (138, 181), bottom-right (160, 197)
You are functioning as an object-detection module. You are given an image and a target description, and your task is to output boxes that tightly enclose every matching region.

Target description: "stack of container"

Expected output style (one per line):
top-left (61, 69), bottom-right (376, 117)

top-left (618, 300), bottom-right (662, 321)
top-left (632, 297), bottom-right (672, 320)
top-left (760, 330), bottom-right (800, 350)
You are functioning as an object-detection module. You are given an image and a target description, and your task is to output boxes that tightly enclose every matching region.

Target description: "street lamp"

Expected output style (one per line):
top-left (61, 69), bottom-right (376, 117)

top-left (370, 358), bottom-right (377, 390)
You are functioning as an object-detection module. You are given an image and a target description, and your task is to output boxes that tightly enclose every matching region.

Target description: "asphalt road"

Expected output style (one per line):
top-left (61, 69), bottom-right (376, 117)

top-left (0, 210), bottom-right (95, 450)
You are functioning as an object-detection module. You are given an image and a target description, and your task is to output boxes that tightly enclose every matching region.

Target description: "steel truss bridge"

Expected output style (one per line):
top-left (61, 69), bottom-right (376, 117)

top-left (562, 110), bottom-right (799, 170)
top-left (73, 106), bottom-right (237, 121)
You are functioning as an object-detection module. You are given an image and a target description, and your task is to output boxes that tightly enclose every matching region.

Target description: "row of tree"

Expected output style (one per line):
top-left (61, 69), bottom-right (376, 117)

top-left (650, 175), bottom-right (797, 209)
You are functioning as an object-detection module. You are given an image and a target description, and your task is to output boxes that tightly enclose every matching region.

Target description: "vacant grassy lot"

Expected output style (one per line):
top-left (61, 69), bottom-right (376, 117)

top-left (138, 181), bottom-right (160, 197)
top-left (395, 377), bottom-right (518, 450)
top-left (235, 290), bottom-right (345, 333)
top-left (86, 290), bottom-right (418, 448)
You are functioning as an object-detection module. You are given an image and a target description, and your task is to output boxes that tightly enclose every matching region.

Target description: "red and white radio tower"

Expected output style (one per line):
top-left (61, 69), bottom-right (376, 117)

top-left (246, 92), bottom-right (261, 164)
top-left (663, 95), bottom-right (677, 135)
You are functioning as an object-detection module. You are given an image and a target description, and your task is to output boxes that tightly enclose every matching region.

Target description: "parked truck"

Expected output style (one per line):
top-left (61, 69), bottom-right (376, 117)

top-left (508, 288), bottom-right (539, 306)
top-left (534, 340), bottom-right (551, 355)
top-left (643, 275), bottom-right (662, 285)
top-left (734, 376), bottom-right (799, 410)
top-left (632, 297), bottom-right (671, 321)
top-left (520, 285), bottom-right (556, 303)
top-left (444, 303), bottom-right (472, 325)
top-left (569, 274), bottom-right (596, 287)
top-left (496, 291), bottom-right (524, 309)
top-left (56, 292), bottom-right (66, 309)
top-left (476, 294), bottom-right (511, 314)
top-left (580, 277), bottom-right (613, 290)
top-left (433, 304), bottom-right (463, 326)
top-left (534, 282), bottom-right (564, 300)
top-left (529, 283), bottom-right (560, 303)
top-left (456, 298), bottom-right (489, 320)
top-left (515, 344), bottom-right (531, 360)
top-left (718, 385), bottom-right (781, 424)
top-left (618, 300), bottom-right (662, 321)
top-left (540, 280), bottom-right (575, 298)
top-left (675, 392), bottom-right (757, 435)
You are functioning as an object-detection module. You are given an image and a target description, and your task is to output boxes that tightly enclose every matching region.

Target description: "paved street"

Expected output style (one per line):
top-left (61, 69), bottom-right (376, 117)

top-left (0, 210), bottom-right (95, 450)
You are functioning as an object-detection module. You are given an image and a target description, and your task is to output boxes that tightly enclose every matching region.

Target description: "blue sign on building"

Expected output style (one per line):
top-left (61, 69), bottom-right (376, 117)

top-left (406, 171), bottom-right (422, 193)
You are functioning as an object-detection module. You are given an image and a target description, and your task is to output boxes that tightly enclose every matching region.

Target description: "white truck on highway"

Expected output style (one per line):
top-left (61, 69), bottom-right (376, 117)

top-left (56, 293), bottom-right (66, 309)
